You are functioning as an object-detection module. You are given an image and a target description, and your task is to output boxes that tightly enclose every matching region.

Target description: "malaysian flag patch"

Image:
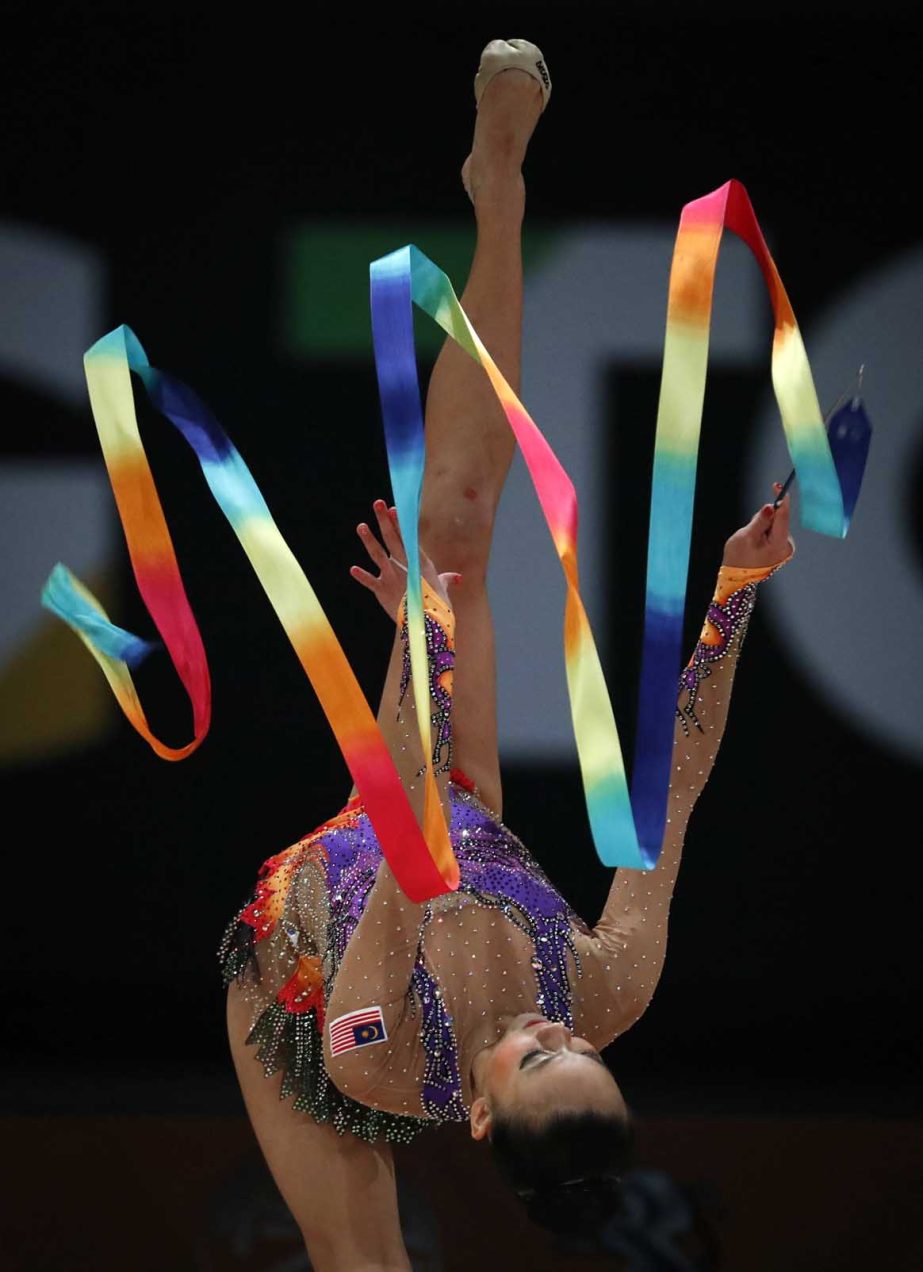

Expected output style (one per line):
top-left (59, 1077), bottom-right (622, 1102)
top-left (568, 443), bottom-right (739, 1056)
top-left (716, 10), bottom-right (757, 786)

top-left (328, 1006), bottom-right (388, 1057)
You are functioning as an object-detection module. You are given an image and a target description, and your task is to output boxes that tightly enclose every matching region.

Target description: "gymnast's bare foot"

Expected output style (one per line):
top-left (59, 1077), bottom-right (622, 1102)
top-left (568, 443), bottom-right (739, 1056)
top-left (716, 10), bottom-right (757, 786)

top-left (461, 56), bottom-right (544, 215)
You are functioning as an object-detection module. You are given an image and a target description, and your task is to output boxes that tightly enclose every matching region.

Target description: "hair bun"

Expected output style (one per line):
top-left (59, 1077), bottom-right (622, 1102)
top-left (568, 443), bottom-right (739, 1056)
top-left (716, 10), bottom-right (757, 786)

top-left (522, 1174), bottom-right (623, 1236)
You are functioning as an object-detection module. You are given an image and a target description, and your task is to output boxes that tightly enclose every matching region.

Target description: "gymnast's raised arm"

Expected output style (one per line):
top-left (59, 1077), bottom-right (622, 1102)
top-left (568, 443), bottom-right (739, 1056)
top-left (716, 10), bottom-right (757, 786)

top-left (324, 502), bottom-right (461, 1101)
top-left (586, 485), bottom-right (796, 1032)
top-left (346, 499), bottom-right (461, 826)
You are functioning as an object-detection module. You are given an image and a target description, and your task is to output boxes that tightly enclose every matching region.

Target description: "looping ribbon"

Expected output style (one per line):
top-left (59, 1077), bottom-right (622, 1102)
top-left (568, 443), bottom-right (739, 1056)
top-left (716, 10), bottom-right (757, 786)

top-left (369, 178), bottom-right (870, 872)
top-left (42, 178), bottom-right (869, 898)
top-left (41, 325), bottom-right (454, 900)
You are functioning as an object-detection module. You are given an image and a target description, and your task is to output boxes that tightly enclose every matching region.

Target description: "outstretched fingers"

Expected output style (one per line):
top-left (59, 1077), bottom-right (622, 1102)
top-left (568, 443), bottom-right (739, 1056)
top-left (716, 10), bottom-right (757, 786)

top-left (350, 498), bottom-right (460, 614)
top-left (372, 499), bottom-right (406, 565)
top-left (355, 520), bottom-right (390, 574)
top-left (349, 499), bottom-right (413, 621)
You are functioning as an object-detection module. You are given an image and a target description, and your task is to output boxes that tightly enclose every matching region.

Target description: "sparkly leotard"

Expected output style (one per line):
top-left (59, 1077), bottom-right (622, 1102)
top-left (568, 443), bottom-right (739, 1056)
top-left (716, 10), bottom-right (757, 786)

top-left (217, 553), bottom-right (791, 1144)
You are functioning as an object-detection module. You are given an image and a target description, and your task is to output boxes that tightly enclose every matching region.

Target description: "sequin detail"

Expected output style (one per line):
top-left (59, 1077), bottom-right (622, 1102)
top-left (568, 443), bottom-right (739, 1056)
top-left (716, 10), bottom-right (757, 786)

top-left (398, 607), bottom-right (454, 776)
top-left (218, 775), bottom-right (585, 1143)
top-left (677, 581), bottom-right (756, 736)
top-left (450, 807), bottom-right (582, 1035)
top-left (414, 783), bottom-right (582, 1119)
top-left (410, 956), bottom-right (467, 1121)
top-left (219, 565), bottom-right (779, 1144)
top-left (218, 801), bottom-right (433, 1145)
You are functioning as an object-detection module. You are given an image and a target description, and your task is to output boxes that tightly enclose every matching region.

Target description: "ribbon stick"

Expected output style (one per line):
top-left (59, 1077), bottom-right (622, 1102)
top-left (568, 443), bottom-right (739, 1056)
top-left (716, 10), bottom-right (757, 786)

top-left (370, 177), bottom-right (870, 873)
top-left (41, 325), bottom-right (456, 901)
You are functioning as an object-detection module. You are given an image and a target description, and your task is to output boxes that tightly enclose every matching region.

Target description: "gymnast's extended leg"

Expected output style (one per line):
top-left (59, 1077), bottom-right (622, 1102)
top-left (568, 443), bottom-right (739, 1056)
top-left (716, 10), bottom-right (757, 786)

top-left (227, 59), bottom-right (547, 1272)
top-left (353, 65), bottom-right (545, 819)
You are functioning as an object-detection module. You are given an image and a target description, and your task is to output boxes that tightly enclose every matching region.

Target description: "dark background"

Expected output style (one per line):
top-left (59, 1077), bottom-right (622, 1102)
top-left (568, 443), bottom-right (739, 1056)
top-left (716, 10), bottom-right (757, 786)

top-left (3, 4), bottom-right (921, 1269)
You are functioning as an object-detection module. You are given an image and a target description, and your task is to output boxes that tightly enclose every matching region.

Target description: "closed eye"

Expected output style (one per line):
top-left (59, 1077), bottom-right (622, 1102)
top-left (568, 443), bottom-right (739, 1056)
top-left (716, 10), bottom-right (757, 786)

top-left (519, 1047), bottom-right (607, 1072)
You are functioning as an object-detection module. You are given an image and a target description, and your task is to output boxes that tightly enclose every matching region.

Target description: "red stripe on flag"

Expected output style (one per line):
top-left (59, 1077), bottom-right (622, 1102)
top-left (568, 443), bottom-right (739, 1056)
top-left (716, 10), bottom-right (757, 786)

top-left (328, 1006), bottom-right (387, 1056)
top-left (330, 1010), bottom-right (381, 1035)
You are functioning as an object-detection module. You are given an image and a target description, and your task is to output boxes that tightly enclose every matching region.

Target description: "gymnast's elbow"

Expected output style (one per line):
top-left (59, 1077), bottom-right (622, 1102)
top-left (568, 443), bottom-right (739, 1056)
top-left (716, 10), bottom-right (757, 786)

top-left (613, 987), bottom-right (656, 1037)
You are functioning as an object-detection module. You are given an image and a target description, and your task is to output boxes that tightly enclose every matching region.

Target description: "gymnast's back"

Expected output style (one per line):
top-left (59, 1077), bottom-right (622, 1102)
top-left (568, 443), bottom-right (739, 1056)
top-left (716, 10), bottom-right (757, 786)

top-left (217, 761), bottom-right (641, 1145)
top-left (219, 547), bottom-right (785, 1143)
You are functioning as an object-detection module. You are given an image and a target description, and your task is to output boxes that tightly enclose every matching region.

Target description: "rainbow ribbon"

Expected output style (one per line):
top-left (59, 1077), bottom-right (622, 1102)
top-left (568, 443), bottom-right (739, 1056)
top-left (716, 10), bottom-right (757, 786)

top-left (42, 325), bottom-right (455, 900)
top-left (370, 178), bottom-right (869, 871)
top-left (42, 178), bottom-right (868, 896)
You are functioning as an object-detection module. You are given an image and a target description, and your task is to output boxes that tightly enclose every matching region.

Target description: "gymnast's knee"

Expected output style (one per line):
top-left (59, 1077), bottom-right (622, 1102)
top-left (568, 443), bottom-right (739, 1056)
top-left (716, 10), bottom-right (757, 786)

top-left (420, 496), bottom-right (494, 579)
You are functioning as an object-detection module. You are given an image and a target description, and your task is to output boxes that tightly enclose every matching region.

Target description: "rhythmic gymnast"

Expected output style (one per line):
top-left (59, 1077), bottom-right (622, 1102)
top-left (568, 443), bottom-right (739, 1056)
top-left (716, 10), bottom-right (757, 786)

top-left (220, 38), bottom-right (795, 1271)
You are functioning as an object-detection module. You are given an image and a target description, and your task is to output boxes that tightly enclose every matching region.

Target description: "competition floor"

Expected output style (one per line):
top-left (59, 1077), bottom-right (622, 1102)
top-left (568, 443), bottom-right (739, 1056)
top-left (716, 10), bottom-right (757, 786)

top-left (4, 1067), bottom-right (921, 1271)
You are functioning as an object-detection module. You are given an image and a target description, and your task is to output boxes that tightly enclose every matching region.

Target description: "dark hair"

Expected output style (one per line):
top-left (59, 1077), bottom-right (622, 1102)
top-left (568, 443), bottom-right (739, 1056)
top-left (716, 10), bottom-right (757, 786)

top-left (488, 1107), bottom-right (634, 1236)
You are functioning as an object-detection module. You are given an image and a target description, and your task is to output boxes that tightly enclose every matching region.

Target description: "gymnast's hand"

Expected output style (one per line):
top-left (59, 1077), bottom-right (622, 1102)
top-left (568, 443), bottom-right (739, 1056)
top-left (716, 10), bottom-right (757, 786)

top-left (349, 498), bottom-right (462, 622)
top-left (722, 482), bottom-right (796, 569)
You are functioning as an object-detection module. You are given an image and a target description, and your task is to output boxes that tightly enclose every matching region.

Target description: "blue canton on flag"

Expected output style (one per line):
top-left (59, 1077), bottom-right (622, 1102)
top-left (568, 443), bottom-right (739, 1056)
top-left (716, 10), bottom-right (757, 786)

top-left (328, 1005), bottom-right (388, 1057)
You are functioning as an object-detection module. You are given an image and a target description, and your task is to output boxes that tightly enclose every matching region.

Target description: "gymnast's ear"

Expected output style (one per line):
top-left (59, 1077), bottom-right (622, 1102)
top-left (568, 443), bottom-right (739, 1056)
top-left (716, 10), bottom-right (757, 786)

top-left (469, 1095), bottom-right (492, 1141)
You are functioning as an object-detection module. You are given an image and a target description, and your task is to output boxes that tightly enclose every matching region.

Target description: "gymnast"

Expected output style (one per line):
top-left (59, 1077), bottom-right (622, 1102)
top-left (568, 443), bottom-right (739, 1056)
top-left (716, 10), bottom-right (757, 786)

top-left (220, 38), bottom-right (795, 1271)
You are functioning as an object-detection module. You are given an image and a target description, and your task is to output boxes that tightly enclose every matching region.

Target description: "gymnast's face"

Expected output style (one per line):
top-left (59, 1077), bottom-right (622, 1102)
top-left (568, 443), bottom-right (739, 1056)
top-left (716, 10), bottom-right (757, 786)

top-left (469, 1013), bottom-right (626, 1139)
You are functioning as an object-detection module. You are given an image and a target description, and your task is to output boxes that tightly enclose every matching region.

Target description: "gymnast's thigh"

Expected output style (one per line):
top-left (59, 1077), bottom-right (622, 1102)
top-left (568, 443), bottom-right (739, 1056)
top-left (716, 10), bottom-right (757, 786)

top-left (225, 981), bottom-right (411, 1272)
